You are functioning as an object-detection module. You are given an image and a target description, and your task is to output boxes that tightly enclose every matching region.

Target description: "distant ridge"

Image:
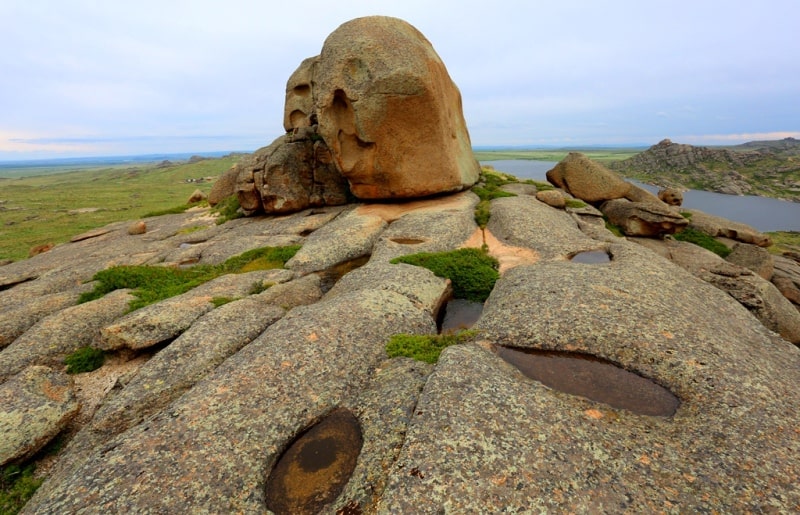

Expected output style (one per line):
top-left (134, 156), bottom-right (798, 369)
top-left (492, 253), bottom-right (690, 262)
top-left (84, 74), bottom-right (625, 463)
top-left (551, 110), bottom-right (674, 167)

top-left (609, 138), bottom-right (800, 201)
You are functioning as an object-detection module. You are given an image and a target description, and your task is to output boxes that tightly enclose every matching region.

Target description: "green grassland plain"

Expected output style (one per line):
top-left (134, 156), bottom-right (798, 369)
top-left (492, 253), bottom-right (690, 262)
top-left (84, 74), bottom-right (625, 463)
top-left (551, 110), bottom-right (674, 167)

top-left (0, 156), bottom-right (242, 261)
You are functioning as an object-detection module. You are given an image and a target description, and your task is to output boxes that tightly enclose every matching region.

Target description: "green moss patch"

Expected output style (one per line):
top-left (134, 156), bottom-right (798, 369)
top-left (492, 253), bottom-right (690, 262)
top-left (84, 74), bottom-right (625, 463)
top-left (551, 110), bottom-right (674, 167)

top-left (471, 169), bottom-right (518, 229)
top-left (565, 199), bottom-right (587, 209)
top-left (767, 230), bottom-right (800, 255)
top-left (1, 463), bottom-right (43, 514)
top-left (673, 228), bottom-right (732, 258)
top-left (390, 248), bottom-right (499, 303)
top-left (386, 330), bottom-right (477, 364)
top-left (64, 346), bottom-right (105, 374)
top-left (78, 245), bottom-right (300, 311)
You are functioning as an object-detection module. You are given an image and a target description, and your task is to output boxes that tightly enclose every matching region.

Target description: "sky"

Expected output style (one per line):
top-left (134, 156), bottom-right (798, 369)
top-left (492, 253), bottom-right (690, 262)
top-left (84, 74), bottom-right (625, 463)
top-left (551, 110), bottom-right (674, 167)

top-left (1, 0), bottom-right (799, 160)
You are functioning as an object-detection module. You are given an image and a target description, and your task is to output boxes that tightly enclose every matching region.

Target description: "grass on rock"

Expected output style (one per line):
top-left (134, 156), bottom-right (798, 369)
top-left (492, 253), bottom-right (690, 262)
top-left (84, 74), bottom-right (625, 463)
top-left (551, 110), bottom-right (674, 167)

top-left (1, 463), bottom-right (43, 515)
top-left (390, 248), bottom-right (499, 303)
top-left (386, 330), bottom-right (477, 364)
top-left (64, 346), bottom-right (106, 374)
top-left (673, 228), bottom-right (732, 258)
top-left (471, 168), bottom-right (518, 228)
top-left (78, 245), bottom-right (300, 311)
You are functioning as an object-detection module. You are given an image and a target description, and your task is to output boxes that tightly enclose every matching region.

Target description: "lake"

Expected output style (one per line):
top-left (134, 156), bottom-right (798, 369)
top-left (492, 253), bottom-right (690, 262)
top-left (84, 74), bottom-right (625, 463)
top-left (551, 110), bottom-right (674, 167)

top-left (482, 160), bottom-right (800, 232)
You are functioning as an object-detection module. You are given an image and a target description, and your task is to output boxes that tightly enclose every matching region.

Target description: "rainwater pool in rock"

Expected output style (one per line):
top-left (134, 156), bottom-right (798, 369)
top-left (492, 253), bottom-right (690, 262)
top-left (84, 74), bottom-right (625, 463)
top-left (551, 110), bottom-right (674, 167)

top-left (570, 250), bottom-right (611, 264)
top-left (265, 408), bottom-right (363, 515)
top-left (495, 347), bottom-right (679, 417)
top-left (317, 255), bottom-right (370, 292)
top-left (439, 298), bottom-right (483, 334)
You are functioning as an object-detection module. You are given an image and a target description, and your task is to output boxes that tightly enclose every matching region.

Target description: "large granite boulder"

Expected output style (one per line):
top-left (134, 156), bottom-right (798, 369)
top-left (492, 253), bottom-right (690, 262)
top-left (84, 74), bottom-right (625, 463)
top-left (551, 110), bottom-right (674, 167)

top-left (601, 198), bottom-right (689, 236)
top-left (546, 152), bottom-right (633, 203)
top-left (314, 16), bottom-right (479, 199)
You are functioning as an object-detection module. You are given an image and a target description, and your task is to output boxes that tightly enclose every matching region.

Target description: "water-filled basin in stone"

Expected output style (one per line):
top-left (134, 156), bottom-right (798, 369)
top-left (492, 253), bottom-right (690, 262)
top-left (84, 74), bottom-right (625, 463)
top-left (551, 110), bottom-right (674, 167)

top-left (495, 346), bottom-right (679, 417)
top-left (265, 408), bottom-right (363, 515)
top-left (570, 250), bottom-right (611, 264)
top-left (439, 298), bottom-right (483, 334)
top-left (317, 255), bottom-right (371, 293)
top-left (390, 237), bottom-right (427, 244)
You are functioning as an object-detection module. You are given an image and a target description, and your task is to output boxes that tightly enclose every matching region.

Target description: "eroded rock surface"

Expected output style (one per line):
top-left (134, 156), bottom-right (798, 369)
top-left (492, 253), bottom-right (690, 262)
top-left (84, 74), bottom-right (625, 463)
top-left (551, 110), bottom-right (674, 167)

top-left (0, 366), bottom-right (79, 465)
top-left (5, 186), bottom-right (799, 514)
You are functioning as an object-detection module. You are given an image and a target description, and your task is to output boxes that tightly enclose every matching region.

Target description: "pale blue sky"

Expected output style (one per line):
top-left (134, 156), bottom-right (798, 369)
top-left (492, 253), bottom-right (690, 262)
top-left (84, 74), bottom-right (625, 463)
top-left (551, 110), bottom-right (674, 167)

top-left (1, 0), bottom-right (798, 159)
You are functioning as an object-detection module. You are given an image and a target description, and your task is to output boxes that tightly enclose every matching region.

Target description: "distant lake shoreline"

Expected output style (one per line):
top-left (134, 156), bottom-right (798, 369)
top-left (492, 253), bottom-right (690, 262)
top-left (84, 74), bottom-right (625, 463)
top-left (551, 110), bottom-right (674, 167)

top-left (482, 160), bottom-right (800, 233)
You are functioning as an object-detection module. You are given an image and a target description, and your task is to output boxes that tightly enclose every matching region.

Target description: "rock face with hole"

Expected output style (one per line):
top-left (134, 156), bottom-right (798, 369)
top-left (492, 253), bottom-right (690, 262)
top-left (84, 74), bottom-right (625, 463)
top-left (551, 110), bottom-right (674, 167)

top-left (314, 16), bottom-right (479, 199)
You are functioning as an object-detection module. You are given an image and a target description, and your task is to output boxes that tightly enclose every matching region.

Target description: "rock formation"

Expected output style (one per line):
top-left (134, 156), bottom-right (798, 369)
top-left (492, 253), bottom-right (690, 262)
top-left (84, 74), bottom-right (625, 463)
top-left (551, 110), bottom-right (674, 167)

top-left (2, 172), bottom-right (799, 512)
top-left (610, 137), bottom-right (800, 200)
top-left (209, 16), bottom-right (480, 215)
top-left (4, 16), bottom-right (800, 515)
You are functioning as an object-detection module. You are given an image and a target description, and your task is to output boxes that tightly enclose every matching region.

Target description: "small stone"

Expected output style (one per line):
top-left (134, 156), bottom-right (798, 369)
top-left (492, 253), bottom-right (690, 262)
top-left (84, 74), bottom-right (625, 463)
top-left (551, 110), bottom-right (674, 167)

top-left (187, 189), bottom-right (207, 204)
top-left (535, 189), bottom-right (566, 209)
top-left (128, 221), bottom-right (146, 235)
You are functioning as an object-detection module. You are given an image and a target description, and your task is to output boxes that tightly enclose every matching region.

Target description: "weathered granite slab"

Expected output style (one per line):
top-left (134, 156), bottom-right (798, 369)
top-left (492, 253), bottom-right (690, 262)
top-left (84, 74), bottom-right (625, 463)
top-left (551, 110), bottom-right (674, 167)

top-left (286, 208), bottom-right (387, 274)
top-left (368, 196), bottom-right (479, 262)
top-left (0, 289), bottom-right (134, 382)
top-left (333, 357), bottom-right (433, 514)
top-left (0, 366), bottom-right (79, 466)
top-left (0, 285), bottom-right (92, 349)
top-left (630, 237), bottom-right (800, 343)
top-left (429, 240), bottom-right (800, 512)
top-left (29, 299), bottom-right (288, 503)
top-left (325, 262), bottom-right (451, 316)
top-left (98, 269), bottom-right (288, 351)
top-left (28, 289), bottom-right (436, 513)
top-left (487, 195), bottom-right (601, 260)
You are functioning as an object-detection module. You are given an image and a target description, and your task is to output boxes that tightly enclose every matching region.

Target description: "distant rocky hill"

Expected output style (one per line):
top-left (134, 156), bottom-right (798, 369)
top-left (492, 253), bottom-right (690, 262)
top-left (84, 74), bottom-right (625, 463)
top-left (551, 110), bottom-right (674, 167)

top-left (609, 138), bottom-right (800, 201)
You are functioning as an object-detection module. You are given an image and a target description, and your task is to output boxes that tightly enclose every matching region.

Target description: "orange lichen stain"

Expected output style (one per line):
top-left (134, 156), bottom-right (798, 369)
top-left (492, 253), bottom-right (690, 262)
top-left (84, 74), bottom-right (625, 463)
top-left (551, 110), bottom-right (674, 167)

top-left (281, 361), bottom-right (293, 369)
top-left (42, 381), bottom-right (68, 402)
top-left (307, 332), bottom-right (319, 342)
top-left (638, 454), bottom-right (652, 465)
top-left (584, 409), bottom-right (604, 420)
top-left (460, 228), bottom-right (539, 274)
top-left (490, 475), bottom-right (508, 486)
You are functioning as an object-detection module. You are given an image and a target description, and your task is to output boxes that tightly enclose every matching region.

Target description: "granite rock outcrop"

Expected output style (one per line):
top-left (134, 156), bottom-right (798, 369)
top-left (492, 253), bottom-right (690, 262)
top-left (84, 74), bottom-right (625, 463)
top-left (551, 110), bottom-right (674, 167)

top-left (210, 16), bottom-right (479, 216)
top-left (3, 177), bottom-right (799, 513)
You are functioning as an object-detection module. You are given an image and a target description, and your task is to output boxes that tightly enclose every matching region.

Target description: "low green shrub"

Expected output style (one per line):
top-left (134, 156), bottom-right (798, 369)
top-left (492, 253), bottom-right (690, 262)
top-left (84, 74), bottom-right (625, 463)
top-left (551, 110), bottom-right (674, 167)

top-left (565, 199), bottom-right (587, 209)
top-left (673, 228), bottom-right (732, 258)
top-left (386, 330), bottom-right (477, 364)
top-left (212, 195), bottom-right (244, 225)
top-left (471, 169), bottom-right (519, 228)
top-left (390, 248), bottom-right (499, 302)
top-left (78, 245), bottom-right (300, 311)
top-left (64, 346), bottom-right (105, 374)
top-left (526, 179), bottom-right (555, 191)
top-left (1, 464), bottom-right (43, 514)
top-left (474, 201), bottom-right (492, 228)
